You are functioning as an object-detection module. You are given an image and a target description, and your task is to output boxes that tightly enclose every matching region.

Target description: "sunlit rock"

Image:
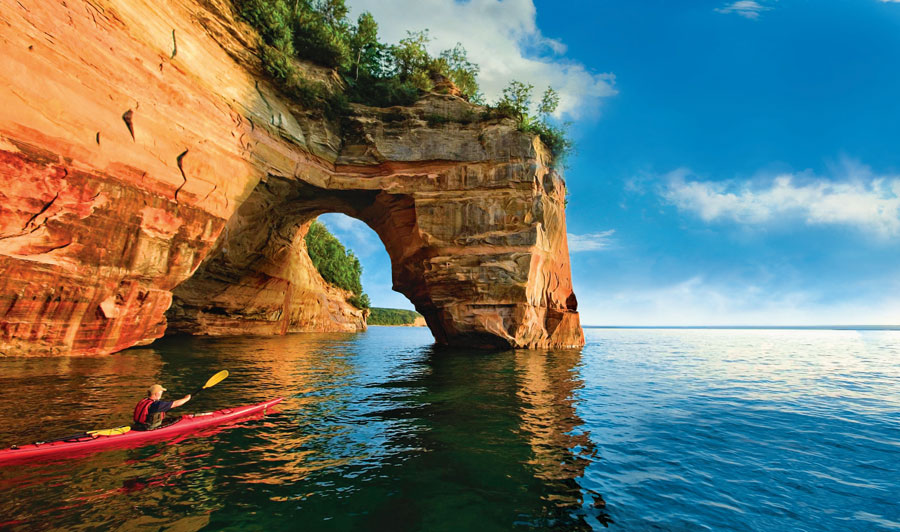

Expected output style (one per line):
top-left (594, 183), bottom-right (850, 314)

top-left (0, 0), bottom-right (583, 355)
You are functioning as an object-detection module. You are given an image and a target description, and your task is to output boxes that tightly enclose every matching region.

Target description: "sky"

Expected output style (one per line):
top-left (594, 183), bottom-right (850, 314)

top-left (319, 0), bottom-right (900, 326)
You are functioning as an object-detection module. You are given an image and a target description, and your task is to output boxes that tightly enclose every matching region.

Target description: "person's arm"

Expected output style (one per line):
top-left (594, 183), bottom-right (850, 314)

top-left (171, 394), bottom-right (191, 408)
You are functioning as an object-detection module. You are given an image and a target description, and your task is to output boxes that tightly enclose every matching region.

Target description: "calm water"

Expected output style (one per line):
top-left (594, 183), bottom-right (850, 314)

top-left (0, 327), bottom-right (898, 531)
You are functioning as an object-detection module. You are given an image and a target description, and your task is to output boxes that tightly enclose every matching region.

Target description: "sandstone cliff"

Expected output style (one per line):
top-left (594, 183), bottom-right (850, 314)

top-left (0, 0), bottom-right (584, 355)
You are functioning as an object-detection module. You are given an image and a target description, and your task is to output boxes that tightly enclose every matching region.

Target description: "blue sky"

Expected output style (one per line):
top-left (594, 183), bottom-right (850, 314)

top-left (321, 0), bottom-right (900, 326)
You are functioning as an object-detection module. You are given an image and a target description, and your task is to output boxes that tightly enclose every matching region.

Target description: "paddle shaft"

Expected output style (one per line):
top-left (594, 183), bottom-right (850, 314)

top-left (188, 370), bottom-right (229, 398)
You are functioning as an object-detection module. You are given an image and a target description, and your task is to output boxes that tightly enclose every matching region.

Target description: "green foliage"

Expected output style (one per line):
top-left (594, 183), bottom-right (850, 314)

top-left (258, 39), bottom-right (348, 118)
top-left (537, 86), bottom-right (560, 116)
top-left (349, 293), bottom-right (371, 309)
top-left (367, 307), bottom-right (423, 325)
top-left (305, 220), bottom-right (369, 309)
top-left (240, 0), bottom-right (352, 68)
top-left (290, 0), bottom-right (351, 69)
top-left (259, 43), bottom-right (295, 81)
top-left (238, 0), bottom-right (350, 115)
top-left (348, 12), bottom-right (383, 79)
top-left (236, 1), bottom-right (572, 162)
top-left (527, 120), bottom-right (573, 166)
top-left (498, 80), bottom-right (534, 120)
top-left (424, 111), bottom-right (477, 126)
top-left (494, 81), bottom-right (573, 167)
top-left (391, 30), bottom-right (433, 89)
top-left (435, 44), bottom-right (483, 104)
top-left (344, 76), bottom-right (419, 108)
top-left (236, 0), bottom-right (483, 108)
top-left (424, 113), bottom-right (451, 126)
top-left (238, 0), bottom-right (294, 54)
top-left (342, 16), bottom-right (420, 106)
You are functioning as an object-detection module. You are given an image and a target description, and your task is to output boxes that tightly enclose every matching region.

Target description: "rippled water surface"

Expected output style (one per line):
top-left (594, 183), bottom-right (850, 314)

top-left (1, 327), bottom-right (898, 531)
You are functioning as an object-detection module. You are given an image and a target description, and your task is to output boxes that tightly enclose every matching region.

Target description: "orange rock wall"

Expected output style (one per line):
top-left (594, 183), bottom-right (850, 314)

top-left (0, 0), bottom-right (583, 355)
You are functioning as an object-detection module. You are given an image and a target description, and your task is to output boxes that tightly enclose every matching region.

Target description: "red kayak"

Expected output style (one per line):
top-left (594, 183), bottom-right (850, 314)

top-left (0, 397), bottom-right (284, 465)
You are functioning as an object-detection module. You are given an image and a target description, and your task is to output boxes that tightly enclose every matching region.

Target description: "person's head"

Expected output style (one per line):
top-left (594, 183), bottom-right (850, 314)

top-left (147, 384), bottom-right (166, 400)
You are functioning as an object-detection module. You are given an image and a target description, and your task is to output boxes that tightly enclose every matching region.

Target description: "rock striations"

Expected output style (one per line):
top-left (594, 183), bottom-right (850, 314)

top-left (0, 0), bottom-right (584, 355)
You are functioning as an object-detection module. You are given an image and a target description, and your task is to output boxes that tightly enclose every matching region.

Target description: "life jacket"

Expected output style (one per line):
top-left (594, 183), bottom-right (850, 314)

top-left (133, 398), bottom-right (165, 430)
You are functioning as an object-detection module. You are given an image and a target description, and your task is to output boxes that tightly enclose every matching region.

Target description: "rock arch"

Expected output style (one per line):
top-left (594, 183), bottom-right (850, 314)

top-left (167, 144), bottom-right (582, 349)
top-left (0, 0), bottom-right (583, 355)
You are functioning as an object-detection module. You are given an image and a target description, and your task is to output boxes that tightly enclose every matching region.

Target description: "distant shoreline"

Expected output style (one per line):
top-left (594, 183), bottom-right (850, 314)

top-left (584, 325), bottom-right (900, 331)
top-left (368, 324), bottom-right (426, 328)
top-left (367, 307), bottom-right (424, 327)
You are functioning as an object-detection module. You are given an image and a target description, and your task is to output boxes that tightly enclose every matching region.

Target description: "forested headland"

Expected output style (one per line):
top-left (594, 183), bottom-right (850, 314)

top-left (367, 307), bottom-right (424, 326)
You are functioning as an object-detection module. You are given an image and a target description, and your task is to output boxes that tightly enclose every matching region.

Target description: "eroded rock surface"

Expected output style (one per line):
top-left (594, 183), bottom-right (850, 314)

top-left (0, 0), bottom-right (583, 355)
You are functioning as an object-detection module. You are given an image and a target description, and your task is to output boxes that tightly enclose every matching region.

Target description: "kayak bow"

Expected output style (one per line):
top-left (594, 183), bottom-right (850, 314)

top-left (0, 397), bottom-right (284, 465)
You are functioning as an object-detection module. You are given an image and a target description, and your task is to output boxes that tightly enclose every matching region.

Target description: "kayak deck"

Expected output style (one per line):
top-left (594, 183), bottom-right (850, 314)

top-left (0, 397), bottom-right (284, 464)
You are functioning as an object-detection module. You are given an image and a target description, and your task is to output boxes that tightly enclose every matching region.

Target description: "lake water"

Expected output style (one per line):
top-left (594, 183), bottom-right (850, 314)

top-left (1, 327), bottom-right (898, 531)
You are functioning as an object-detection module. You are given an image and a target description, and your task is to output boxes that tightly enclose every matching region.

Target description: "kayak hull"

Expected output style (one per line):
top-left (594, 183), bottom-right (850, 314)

top-left (0, 397), bottom-right (284, 465)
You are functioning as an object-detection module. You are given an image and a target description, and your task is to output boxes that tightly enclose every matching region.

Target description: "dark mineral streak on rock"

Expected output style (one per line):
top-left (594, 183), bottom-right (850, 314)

top-left (122, 109), bottom-right (134, 141)
top-left (174, 149), bottom-right (188, 203)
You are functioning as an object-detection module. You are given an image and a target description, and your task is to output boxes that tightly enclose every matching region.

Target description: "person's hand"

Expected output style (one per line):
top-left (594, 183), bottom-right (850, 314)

top-left (184, 394), bottom-right (192, 401)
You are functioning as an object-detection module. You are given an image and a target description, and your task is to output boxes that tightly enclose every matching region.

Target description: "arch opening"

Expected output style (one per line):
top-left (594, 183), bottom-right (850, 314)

top-left (316, 212), bottom-right (415, 313)
top-left (166, 173), bottom-right (434, 338)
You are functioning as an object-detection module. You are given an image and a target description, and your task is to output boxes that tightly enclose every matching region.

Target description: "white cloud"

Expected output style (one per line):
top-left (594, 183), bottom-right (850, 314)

top-left (580, 276), bottom-right (900, 326)
top-left (660, 166), bottom-right (900, 238)
top-left (317, 213), bottom-right (382, 257)
top-left (321, 212), bottom-right (365, 233)
top-left (714, 1), bottom-right (772, 19)
top-left (348, 0), bottom-right (616, 118)
top-left (568, 230), bottom-right (615, 252)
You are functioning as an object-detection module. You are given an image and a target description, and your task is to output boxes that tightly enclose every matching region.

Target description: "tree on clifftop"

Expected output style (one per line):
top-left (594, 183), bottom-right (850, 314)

top-left (496, 81), bottom-right (572, 166)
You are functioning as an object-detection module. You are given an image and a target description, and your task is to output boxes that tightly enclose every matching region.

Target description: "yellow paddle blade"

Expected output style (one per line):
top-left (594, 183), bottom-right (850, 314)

top-left (203, 370), bottom-right (229, 390)
top-left (87, 426), bottom-right (131, 437)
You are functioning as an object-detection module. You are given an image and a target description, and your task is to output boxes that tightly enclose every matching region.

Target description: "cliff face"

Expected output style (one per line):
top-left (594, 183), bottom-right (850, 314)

top-left (0, 0), bottom-right (583, 355)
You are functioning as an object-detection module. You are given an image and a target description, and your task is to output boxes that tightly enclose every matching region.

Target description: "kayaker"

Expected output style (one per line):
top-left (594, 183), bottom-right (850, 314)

top-left (133, 384), bottom-right (191, 430)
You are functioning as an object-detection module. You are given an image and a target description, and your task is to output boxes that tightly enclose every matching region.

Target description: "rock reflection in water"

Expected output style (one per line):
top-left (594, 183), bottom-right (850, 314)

top-left (0, 329), bottom-right (611, 530)
top-left (514, 349), bottom-right (612, 529)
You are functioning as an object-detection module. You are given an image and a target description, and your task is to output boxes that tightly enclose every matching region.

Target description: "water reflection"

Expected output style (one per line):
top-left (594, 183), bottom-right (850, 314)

top-left (514, 350), bottom-right (611, 529)
top-left (0, 329), bottom-right (607, 530)
top-left (0, 354), bottom-right (165, 444)
top-left (5, 328), bottom-right (899, 530)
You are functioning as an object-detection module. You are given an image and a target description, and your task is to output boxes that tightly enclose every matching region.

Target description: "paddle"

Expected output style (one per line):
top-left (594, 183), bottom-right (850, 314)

top-left (87, 426), bottom-right (131, 437)
top-left (30, 373), bottom-right (227, 446)
top-left (189, 370), bottom-right (229, 397)
top-left (36, 425), bottom-right (131, 445)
